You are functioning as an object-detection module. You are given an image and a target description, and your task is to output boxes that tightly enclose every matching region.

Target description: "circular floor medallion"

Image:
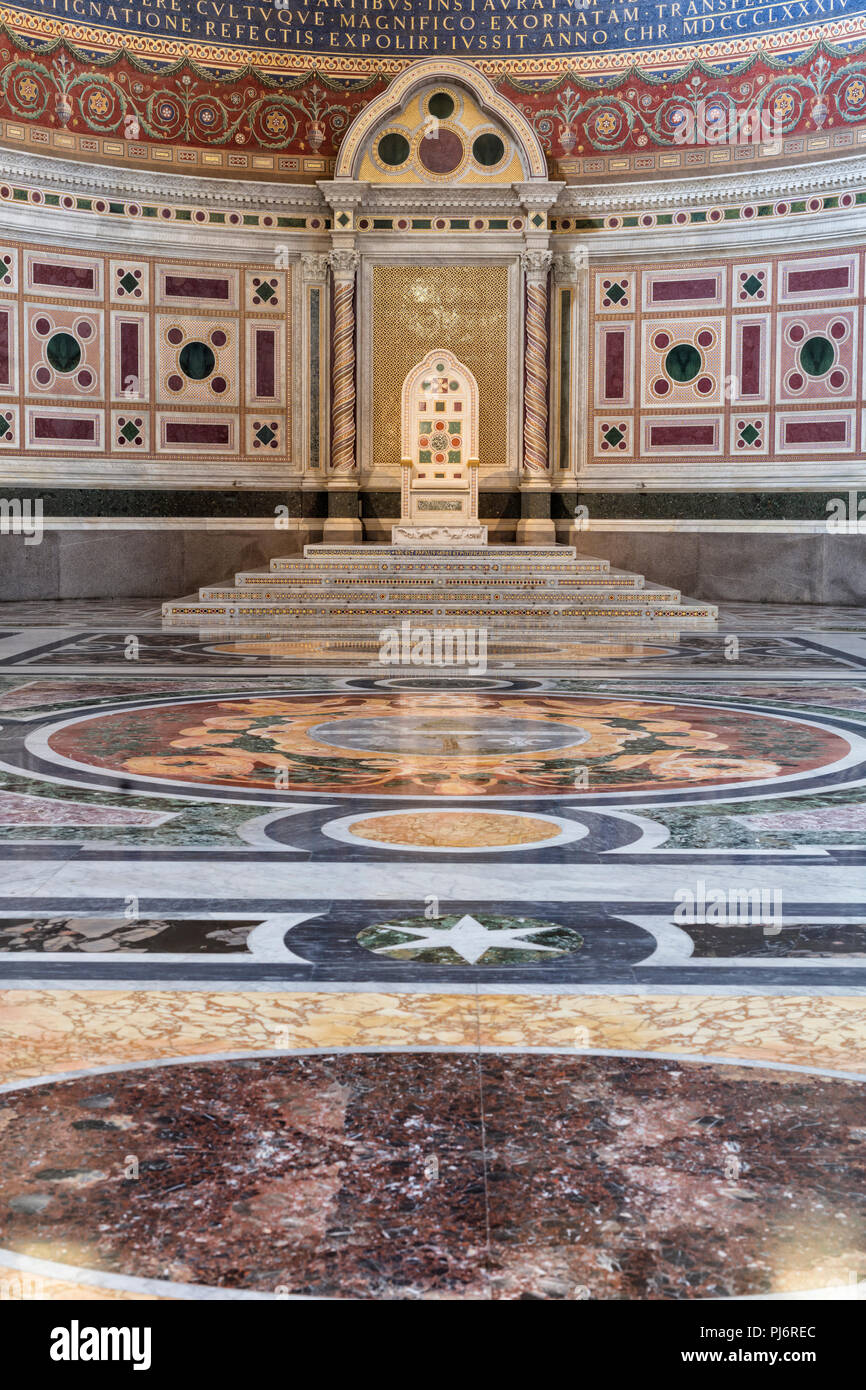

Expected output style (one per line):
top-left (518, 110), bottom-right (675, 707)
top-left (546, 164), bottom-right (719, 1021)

top-left (2, 1054), bottom-right (863, 1300)
top-left (346, 810), bottom-right (563, 848)
top-left (39, 692), bottom-right (856, 800)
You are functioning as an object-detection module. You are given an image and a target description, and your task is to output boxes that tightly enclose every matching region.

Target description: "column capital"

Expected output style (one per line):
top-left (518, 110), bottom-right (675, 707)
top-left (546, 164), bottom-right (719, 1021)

top-left (553, 247), bottom-right (589, 284)
top-left (521, 249), bottom-right (553, 279)
top-left (301, 252), bottom-right (331, 283)
top-left (328, 248), bottom-right (360, 279)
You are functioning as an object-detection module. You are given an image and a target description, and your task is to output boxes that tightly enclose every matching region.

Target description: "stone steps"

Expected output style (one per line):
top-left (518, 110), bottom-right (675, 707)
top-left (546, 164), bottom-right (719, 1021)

top-left (163, 542), bottom-right (717, 628)
top-left (227, 567), bottom-right (640, 589)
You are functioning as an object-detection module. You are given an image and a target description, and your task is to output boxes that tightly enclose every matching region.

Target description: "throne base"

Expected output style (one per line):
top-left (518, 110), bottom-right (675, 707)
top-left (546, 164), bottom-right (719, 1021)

top-left (391, 524), bottom-right (488, 547)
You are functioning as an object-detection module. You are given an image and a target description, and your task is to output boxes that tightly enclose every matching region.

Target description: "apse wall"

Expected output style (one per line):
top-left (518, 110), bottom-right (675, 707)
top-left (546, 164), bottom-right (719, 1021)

top-left (0, 145), bottom-right (864, 602)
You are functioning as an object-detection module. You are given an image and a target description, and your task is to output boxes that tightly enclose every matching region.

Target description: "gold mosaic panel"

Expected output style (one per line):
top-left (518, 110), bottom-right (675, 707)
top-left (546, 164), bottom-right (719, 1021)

top-left (372, 264), bottom-right (508, 471)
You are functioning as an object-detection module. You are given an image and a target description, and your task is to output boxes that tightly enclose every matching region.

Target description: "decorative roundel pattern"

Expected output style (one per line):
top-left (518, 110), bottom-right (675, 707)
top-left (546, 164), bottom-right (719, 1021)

top-left (783, 316), bottom-right (850, 394)
top-left (31, 314), bottom-right (97, 393)
top-left (664, 342), bottom-right (701, 383)
top-left (165, 325), bottom-right (229, 396)
top-left (799, 335), bottom-right (835, 378)
top-left (371, 89), bottom-right (510, 180)
top-left (651, 327), bottom-right (717, 399)
top-left (417, 125), bottom-right (465, 175)
top-left (472, 131), bottom-right (506, 166)
top-left (427, 90), bottom-right (455, 119)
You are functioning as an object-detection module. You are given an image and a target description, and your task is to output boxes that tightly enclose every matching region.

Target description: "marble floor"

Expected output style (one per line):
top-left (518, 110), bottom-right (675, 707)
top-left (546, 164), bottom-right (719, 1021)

top-left (0, 600), bottom-right (865, 1301)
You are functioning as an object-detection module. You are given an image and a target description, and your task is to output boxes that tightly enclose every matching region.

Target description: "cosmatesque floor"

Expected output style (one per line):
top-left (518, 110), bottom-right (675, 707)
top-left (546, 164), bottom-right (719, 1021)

top-left (0, 601), bottom-right (865, 1301)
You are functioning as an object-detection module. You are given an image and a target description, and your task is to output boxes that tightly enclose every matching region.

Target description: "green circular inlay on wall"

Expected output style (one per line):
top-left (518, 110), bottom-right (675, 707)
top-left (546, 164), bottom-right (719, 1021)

top-left (664, 343), bottom-right (702, 383)
top-left (46, 332), bottom-right (81, 374)
top-left (179, 341), bottom-right (216, 380)
top-left (428, 91), bottom-right (455, 119)
top-left (472, 132), bottom-right (506, 166)
top-left (377, 132), bottom-right (410, 166)
top-left (799, 335), bottom-right (835, 377)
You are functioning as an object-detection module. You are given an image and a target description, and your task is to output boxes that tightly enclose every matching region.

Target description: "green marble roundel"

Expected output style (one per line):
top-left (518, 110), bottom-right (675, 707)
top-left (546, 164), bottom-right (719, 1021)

top-left (46, 332), bottom-right (81, 374)
top-left (799, 335), bottom-right (835, 377)
top-left (179, 340), bottom-right (216, 380)
top-left (664, 342), bottom-right (702, 383)
top-left (377, 132), bottom-right (410, 166)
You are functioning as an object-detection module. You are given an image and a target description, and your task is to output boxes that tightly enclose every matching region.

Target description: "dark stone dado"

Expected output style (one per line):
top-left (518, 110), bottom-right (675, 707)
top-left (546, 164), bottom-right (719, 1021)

top-left (520, 489), bottom-right (552, 520)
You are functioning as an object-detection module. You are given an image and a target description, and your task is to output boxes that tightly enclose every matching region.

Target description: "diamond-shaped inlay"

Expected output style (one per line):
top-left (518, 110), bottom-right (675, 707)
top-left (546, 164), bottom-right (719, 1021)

top-left (115, 415), bottom-right (143, 448)
top-left (253, 420), bottom-right (279, 449)
top-left (119, 271), bottom-right (138, 294)
top-left (600, 421), bottom-right (627, 452)
top-left (337, 212), bottom-right (351, 227)
top-left (0, 411), bottom-right (12, 438)
top-left (742, 274), bottom-right (762, 297)
top-left (606, 281), bottom-right (626, 303)
top-left (736, 419), bottom-right (763, 450)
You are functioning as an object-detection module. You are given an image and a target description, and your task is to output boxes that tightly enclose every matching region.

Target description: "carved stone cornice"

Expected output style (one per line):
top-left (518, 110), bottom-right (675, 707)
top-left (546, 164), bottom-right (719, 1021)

top-left (317, 180), bottom-right (369, 210)
top-left (360, 184), bottom-right (522, 215)
top-left (0, 148), bottom-right (327, 212)
top-left (556, 151), bottom-right (866, 215)
top-left (514, 181), bottom-right (566, 214)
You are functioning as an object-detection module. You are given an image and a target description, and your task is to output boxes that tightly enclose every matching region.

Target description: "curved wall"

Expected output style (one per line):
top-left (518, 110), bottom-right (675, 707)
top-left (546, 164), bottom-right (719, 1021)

top-left (0, 142), bottom-right (864, 602)
top-left (2, 8), bottom-right (866, 183)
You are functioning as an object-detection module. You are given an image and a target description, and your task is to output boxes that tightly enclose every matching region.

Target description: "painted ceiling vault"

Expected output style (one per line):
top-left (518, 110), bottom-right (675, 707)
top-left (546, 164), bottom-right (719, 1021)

top-left (1, 2), bottom-right (866, 179)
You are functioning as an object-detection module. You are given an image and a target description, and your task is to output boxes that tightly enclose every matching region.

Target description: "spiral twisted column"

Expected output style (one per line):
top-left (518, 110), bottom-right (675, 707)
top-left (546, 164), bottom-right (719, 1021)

top-left (522, 254), bottom-right (551, 477)
top-left (517, 249), bottom-right (556, 545)
top-left (329, 249), bottom-right (358, 476)
top-left (324, 247), bottom-right (362, 541)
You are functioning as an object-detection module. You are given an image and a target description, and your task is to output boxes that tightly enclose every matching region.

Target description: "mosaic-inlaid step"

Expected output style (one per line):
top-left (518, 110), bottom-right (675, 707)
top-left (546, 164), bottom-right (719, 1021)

top-left (302, 544), bottom-right (579, 560)
top-left (163, 599), bottom-right (717, 624)
top-left (231, 569), bottom-right (643, 590)
top-left (197, 586), bottom-right (679, 605)
top-left (271, 557), bottom-right (610, 575)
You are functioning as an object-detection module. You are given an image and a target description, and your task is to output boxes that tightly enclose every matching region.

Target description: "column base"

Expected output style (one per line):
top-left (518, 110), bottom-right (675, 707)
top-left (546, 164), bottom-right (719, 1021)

top-left (517, 483), bottom-right (556, 546)
top-left (322, 516), bottom-right (364, 544)
top-left (323, 485), bottom-right (364, 544)
top-left (516, 517), bottom-right (556, 546)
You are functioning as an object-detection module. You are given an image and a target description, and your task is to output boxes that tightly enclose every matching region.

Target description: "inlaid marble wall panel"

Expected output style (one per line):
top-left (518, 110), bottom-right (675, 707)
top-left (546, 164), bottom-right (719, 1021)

top-left (589, 246), bottom-right (866, 469)
top-left (0, 240), bottom-right (293, 466)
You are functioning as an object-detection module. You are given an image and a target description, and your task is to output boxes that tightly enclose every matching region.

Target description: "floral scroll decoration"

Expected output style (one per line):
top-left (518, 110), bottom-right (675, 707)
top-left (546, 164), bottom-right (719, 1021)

top-left (504, 40), bottom-right (866, 157)
top-left (0, 41), bottom-right (373, 154)
top-left (1, 25), bottom-right (866, 161)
